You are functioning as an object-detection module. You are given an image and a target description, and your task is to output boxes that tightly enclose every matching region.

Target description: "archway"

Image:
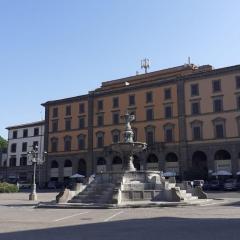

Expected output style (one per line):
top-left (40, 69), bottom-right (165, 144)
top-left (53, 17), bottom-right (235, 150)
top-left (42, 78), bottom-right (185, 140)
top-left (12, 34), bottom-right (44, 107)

top-left (192, 151), bottom-right (208, 180)
top-left (146, 154), bottom-right (158, 170)
top-left (214, 150), bottom-right (231, 160)
top-left (214, 150), bottom-right (232, 173)
top-left (133, 155), bottom-right (140, 170)
top-left (96, 157), bottom-right (106, 173)
top-left (78, 159), bottom-right (86, 176)
top-left (112, 156), bottom-right (123, 171)
top-left (165, 153), bottom-right (179, 176)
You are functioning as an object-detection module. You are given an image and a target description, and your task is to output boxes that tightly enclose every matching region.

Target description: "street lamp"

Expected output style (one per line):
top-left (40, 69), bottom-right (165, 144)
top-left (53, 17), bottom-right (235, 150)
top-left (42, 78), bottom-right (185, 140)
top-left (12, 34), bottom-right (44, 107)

top-left (27, 145), bottom-right (47, 201)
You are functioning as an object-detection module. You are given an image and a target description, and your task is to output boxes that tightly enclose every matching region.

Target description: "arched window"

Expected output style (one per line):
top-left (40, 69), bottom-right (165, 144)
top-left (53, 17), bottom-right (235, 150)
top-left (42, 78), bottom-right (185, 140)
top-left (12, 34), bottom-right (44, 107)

top-left (64, 159), bottom-right (72, 167)
top-left (214, 150), bottom-right (231, 160)
top-left (51, 160), bottom-right (58, 168)
top-left (97, 157), bottom-right (106, 165)
top-left (112, 156), bottom-right (122, 165)
top-left (165, 153), bottom-right (178, 162)
top-left (147, 154), bottom-right (158, 163)
top-left (64, 136), bottom-right (72, 151)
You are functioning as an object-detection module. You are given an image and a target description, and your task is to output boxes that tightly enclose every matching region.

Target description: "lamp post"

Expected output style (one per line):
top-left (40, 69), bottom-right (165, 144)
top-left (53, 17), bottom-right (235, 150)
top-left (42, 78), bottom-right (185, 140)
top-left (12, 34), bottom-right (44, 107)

top-left (27, 145), bottom-right (47, 201)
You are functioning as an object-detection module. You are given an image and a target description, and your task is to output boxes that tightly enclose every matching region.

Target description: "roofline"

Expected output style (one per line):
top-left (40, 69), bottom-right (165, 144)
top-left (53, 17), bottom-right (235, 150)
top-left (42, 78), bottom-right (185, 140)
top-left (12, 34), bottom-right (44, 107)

top-left (40, 63), bottom-right (240, 106)
top-left (41, 94), bottom-right (89, 107)
top-left (6, 120), bottom-right (45, 130)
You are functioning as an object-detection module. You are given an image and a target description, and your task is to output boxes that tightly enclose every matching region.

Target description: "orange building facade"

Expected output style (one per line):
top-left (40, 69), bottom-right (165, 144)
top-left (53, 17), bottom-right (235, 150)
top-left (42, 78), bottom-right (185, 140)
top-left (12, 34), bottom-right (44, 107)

top-left (42, 64), bottom-right (240, 183)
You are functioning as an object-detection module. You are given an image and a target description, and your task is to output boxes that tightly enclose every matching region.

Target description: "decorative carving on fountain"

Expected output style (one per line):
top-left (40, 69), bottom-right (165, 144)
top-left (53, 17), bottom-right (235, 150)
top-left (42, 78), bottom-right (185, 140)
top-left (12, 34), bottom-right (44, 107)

top-left (111, 111), bottom-right (147, 171)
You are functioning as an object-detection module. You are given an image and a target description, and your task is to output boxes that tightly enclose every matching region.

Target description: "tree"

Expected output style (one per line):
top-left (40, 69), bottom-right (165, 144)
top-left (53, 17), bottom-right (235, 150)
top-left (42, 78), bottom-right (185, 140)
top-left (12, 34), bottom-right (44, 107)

top-left (0, 136), bottom-right (7, 150)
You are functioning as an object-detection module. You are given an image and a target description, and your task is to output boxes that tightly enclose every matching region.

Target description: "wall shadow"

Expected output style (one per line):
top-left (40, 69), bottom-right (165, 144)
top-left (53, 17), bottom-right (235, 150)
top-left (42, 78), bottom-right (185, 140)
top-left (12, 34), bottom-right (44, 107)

top-left (0, 216), bottom-right (240, 240)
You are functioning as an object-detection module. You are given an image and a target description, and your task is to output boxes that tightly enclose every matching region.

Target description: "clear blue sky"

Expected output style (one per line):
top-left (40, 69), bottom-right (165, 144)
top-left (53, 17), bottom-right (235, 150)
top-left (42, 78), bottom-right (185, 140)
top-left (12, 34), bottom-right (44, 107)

top-left (1, 0), bottom-right (240, 139)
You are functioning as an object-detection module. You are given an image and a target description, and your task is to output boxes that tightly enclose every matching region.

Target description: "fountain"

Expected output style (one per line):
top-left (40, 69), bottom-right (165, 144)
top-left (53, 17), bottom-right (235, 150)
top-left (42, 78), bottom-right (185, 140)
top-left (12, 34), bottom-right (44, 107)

top-left (111, 112), bottom-right (147, 171)
top-left (65, 111), bottom-right (207, 206)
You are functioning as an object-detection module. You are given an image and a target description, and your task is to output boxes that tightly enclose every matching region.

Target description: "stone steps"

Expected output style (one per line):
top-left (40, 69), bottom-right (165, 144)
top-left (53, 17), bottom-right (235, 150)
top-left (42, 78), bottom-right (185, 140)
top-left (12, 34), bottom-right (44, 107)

top-left (70, 182), bottom-right (115, 204)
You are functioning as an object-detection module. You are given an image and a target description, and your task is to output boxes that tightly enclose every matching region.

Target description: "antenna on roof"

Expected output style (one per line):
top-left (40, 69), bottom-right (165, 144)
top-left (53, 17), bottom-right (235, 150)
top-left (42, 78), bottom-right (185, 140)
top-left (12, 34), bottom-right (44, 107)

top-left (188, 56), bottom-right (191, 65)
top-left (141, 58), bottom-right (150, 73)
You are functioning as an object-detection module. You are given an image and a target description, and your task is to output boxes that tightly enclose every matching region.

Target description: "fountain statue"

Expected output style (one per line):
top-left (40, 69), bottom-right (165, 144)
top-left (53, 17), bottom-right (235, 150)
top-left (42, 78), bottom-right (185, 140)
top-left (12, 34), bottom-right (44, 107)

top-left (111, 111), bottom-right (147, 171)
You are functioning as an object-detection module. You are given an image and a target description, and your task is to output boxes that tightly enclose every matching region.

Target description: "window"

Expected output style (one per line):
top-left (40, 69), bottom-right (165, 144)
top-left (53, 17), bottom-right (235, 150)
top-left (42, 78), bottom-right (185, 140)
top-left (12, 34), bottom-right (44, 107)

top-left (51, 138), bottom-right (58, 152)
top-left (165, 105), bottom-right (172, 119)
top-left (79, 117), bottom-right (85, 129)
top-left (53, 107), bottom-right (58, 118)
top-left (212, 80), bottom-right (221, 92)
top-left (11, 143), bottom-right (17, 153)
top-left (236, 76), bottom-right (240, 89)
top-left (165, 128), bottom-right (173, 142)
top-left (164, 88), bottom-right (171, 100)
top-left (52, 120), bottom-right (58, 132)
top-left (237, 96), bottom-right (240, 110)
top-left (213, 98), bottom-right (223, 112)
top-left (78, 134), bottom-right (86, 150)
top-left (164, 123), bottom-right (174, 142)
top-left (191, 120), bottom-right (203, 141)
top-left (64, 136), bottom-right (72, 151)
top-left (216, 124), bottom-right (224, 138)
top-left (129, 95), bottom-right (135, 106)
top-left (212, 118), bottom-right (225, 139)
top-left (33, 141), bottom-right (38, 150)
top-left (66, 105), bottom-right (71, 116)
top-left (193, 126), bottom-right (201, 140)
top-left (97, 136), bottom-right (104, 148)
top-left (146, 108), bottom-right (154, 121)
top-left (96, 132), bottom-right (104, 148)
top-left (22, 142), bottom-right (27, 152)
top-left (112, 130), bottom-right (120, 143)
top-left (65, 118), bottom-right (71, 130)
top-left (23, 129), bottom-right (28, 138)
top-left (34, 128), bottom-right (39, 136)
top-left (113, 97), bottom-right (119, 108)
top-left (145, 126), bottom-right (155, 145)
top-left (20, 156), bottom-right (27, 166)
top-left (191, 84), bottom-right (199, 96)
top-left (97, 115), bottom-right (104, 127)
top-left (9, 157), bottom-right (16, 167)
top-left (146, 92), bottom-right (153, 103)
top-left (112, 112), bottom-right (119, 125)
top-left (97, 100), bottom-right (103, 111)
top-left (79, 103), bottom-right (85, 114)
top-left (191, 102), bottom-right (200, 115)
top-left (13, 130), bottom-right (18, 139)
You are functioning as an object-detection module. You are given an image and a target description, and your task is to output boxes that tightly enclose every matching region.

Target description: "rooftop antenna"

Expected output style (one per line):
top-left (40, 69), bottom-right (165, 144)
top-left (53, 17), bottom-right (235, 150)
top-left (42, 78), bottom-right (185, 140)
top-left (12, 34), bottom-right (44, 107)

top-left (188, 56), bottom-right (191, 65)
top-left (141, 58), bottom-right (150, 73)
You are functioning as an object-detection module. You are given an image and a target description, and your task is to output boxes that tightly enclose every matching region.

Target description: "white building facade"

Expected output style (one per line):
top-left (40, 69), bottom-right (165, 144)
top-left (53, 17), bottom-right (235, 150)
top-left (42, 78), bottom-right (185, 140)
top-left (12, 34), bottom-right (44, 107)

top-left (6, 121), bottom-right (45, 182)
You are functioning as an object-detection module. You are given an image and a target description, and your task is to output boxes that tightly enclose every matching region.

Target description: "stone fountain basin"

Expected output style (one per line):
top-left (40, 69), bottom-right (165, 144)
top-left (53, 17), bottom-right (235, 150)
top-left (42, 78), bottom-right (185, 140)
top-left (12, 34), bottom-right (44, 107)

top-left (111, 142), bottom-right (147, 154)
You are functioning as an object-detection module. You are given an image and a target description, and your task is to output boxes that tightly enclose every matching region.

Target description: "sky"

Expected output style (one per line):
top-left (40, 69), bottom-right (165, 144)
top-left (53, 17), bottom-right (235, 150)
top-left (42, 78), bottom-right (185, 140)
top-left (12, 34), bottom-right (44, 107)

top-left (0, 0), bottom-right (240, 139)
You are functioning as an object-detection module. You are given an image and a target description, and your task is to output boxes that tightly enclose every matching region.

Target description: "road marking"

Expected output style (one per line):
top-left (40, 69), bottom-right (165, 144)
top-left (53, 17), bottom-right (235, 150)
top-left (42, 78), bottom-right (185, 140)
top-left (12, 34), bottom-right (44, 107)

top-left (103, 211), bottom-right (124, 222)
top-left (200, 202), bottom-right (223, 207)
top-left (53, 212), bottom-right (89, 222)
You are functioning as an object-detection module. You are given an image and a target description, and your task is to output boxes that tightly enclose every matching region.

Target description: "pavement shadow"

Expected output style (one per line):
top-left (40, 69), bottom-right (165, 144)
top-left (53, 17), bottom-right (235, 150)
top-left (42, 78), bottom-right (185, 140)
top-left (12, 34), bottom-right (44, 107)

top-left (0, 217), bottom-right (240, 240)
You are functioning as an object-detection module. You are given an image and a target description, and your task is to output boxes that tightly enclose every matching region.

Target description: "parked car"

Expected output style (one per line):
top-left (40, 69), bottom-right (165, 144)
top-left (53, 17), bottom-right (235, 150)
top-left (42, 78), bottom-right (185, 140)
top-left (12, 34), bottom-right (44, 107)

top-left (223, 179), bottom-right (237, 191)
top-left (47, 181), bottom-right (57, 189)
top-left (17, 181), bottom-right (31, 189)
top-left (193, 180), bottom-right (204, 188)
top-left (209, 180), bottom-right (223, 190)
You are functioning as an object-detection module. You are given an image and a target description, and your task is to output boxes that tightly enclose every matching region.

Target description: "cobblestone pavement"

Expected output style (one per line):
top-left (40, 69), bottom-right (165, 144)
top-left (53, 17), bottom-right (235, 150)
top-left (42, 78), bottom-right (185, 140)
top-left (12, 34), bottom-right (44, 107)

top-left (0, 191), bottom-right (240, 240)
